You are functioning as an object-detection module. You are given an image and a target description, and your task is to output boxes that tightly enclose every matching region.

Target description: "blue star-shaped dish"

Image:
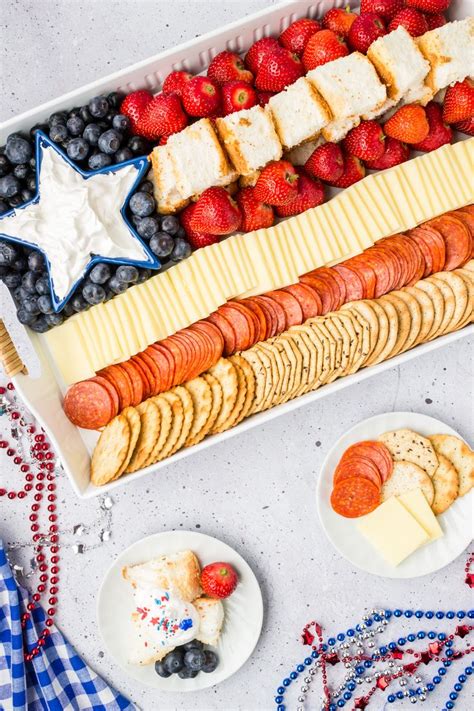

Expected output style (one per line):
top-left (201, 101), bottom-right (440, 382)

top-left (0, 131), bottom-right (159, 312)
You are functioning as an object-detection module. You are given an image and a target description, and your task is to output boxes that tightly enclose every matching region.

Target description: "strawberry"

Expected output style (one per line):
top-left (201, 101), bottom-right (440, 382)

top-left (200, 562), bottom-right (238, 599)
top-left (162, 71), bottom-right (193, 98)
top-left (276, 169), bottom-right (325, 217)
top-left (179, 203), bottom-right (219, 249)
top-left (257, 91), bottom-right (275, 107)
top-left (236, 186), bottom-right (274, 231)
top-left (425, 12), bottom-right (447, 30)
top-left (244, 37), bottom-right (281, 75)
top-left (453, 117), bottom-right (474, 137)
top-left (412, 101), bottom-right (452, 151)
top-left (443, 79), bottom-right (474, 124)
top-left (406, 0), bottom-right (450, 12)
top-left (332, 154), bottom-right (366, 188)
top-left (304, 142), bottom-right (344, 183)
top-left (120, 90), bottom-right (153, 133)
top-left (343, 120), bottom-right (385, 161)
top-left (388, 8), bottom-right (429, 36)
top-left (255, 47), bottom-right (304, 92)
top-left (360, 0), bottom-right (404, 19)
top-left (302, 30), bottom-right (349, 71)
top-left (348, 13), bottom-right (386, 53)
top-left (182, 76), bottom-right (222, 117)
top-left (207, 50), bottom-right (254, 85)
top-left (322, 7), bottom-right (358, 38)
top-left (384, 104), bottom-right (430, 144)
top-left (136, 94), bottom-right (187, 140)
top-left (222, 81), bottom-right (258, 114)
top-left (190, 187), bottom-right (242, 235)
top-left (254, 160), bottom-right (299, 206)
top-left (279, 18), bottom-right (322, 55)
top-left (365, 136), bottom-right (409, 169)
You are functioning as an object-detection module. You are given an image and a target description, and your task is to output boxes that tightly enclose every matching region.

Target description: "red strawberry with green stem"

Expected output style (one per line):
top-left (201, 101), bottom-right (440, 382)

top-left (162, 71), bottom-right (193, 98)
top-left (365, 136), bottom-right (409, 169)
top-left (120, 90), bottom-right (153, 133)
top-left (443, 79), bottom-right (474, 125)
top-left (332, 154), bottom-right (366, 188)
top-left (236, 186), bottom-right (275, 232)
top-left (343, 120), bottom-right (385, 162)
top-left (179, 203), bottom-right (220, 249)
top-left (255, 47), bottom-right (304, 92)
top-left (412, 101), bottom-right (452, 152)
top-left (348, 13), bottom-right (386, 53)
top-left (136, 93), bottom-right (187, 140)
top-left (254, 160), bottom-right (299, 206)
top-left (302, 30), bottom-right (349, 71)
top-left (322, 7), bottom-right (358, 38)
top-left (222, 81), bottom-right (258, 114)
top-left (384, 104), bottom-right (430, 144)
top-left (304, 142), bottom-right (344, 183)
top-left (388, 8), bottom-right (429, 36)
top-left (279, 18), bottom-right (322, 56)
top-left (276, 169), bottom-right (325, 217)
top-left (360, 0), bottom-right (404, 19)
top-left (182, 76), bottom-right (222, 117)
top-left (200, 562), bottom-right (238, 599)
top-left (245, 37), bottom-right (281, 75)
top-left (207, 50), bottom-right (254, 85)
top-left (190, 187), bottom-right (242, 235)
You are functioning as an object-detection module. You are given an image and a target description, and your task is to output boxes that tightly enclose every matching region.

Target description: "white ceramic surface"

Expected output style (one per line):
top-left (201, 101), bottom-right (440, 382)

top-left (317, 412), bottom-right (474, 578)
top-left (97, 530), bottom-right (263, 690)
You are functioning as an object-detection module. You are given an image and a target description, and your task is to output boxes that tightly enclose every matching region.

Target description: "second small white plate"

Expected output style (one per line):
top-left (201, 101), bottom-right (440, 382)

top-left (316, 411), bottom-right (473, 578)
top-left (97, 530), bottom-right (263, 690)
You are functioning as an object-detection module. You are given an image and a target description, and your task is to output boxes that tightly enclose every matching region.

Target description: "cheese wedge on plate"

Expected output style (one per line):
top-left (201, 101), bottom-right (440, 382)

top-left (398, 488), bottom-right (443, 541)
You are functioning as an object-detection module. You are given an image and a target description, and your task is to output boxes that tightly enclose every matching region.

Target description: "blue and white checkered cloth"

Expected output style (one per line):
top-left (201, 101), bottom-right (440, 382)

top-left (0, 539), bottom-right (136, 711)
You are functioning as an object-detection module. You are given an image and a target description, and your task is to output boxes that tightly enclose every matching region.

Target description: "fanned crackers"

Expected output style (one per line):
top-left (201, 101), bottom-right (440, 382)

top-left (431, 453), bottom-right (459, 514)
top-left (379, 429), bottom-right (438, 476)
top-left (429, 434), bottom-right (474, 497)
top-left (381, 460), bottom-right (435, 506)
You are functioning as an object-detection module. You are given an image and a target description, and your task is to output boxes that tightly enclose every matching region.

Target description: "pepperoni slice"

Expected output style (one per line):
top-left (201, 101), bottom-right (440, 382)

top-left (361, 246), bottom-right (394, 296)
top-left (334, 456), bottom-right (382, 489)
top-left (64, 380), bottom-right (113, 430)
top-left (149, 343), bottom-right (175, 391)
top-left (343, 255), bottom-right (377, 299)
top-left (333, 264), bottom-right (365, 302)
top-left (171, 332), bottom-right (194, 383)
top-left (183, 328), bottom-right (207, 379)
top-left (120, 361), bottom-right (144, 405)
top-left (207, 310), bottom-right (236, 356)
top-left (192, 320), bottom-right (224, 361)
top-left (258, 295), bottom-right (286, 334)
top-left (407, 228), bottom-right (435, 277)
top-left (455, 208), bottom-right (474, 258)
top-left (300, 273), bottom-right (334, 313)
top-left (330, 477), bottom-right (381, 518)
top-left (317, 268), bottom-right (346, 310)
top-left (427, 215), bottom-right (471, 270)
top-left (221, 303), bottom-right (252, 350)
top-left (242, 299), bottom-right (268, 342)
top-left (132, 354), bottom-right (154, 398)
top-left (283, 283), bottom-right (321, 319)
top-left (252, 296), bottom-right (277, 339)
top-left (159, 337), bottom-right (185, 387)
top-left (266, 289), bottom-right (304, 327)
top-left (228, 301), bottom-right (259, 347)
top-left (338, 441), bottom-right (393, 484)
top-left (90, 375), bottom-right (119, 417)
top-left (99, 364), bottom-right (133, 410)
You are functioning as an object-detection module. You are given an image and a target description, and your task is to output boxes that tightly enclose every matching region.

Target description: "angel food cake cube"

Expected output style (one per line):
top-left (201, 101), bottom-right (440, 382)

top-left (267, 77), bottom-right (331, 150)
top-left (417, 18), bottom-right (474, 94)
top-left (216, 105), bottom-right (282, 176)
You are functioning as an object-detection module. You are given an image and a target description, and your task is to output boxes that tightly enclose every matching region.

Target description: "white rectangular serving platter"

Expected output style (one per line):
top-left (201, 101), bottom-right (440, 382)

top-left (2, 0), bottom-right (472, 498)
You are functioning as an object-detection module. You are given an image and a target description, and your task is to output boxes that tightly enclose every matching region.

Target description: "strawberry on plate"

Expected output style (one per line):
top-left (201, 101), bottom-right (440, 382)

top-left (254, 160), bottom-right (299, 206)
top-left (365, 136), bottom-right (409, 169)
top-left (322, 7), bottom-right (358, 38)
top-left (255, 47), bottom-right (304, 92)
top-left (343, 120), bottom-right (385, 162)
top-left (201, 562), bottom-right (238, 599)
top-left (425, 12), bottom-right (447, 30)
top-left (182, 76), bottom-right (222, 117)
top-left (162, 71), bottom-right (193, 98)
top-left (276, 169), bottom-right (325, 217)
top-left (136, 93), bottom-right (187, 140)
top-left (236, 186), bottom-right (275, 231)
top-left (348, 13), bottom-right (386, 53)
top-left (245, 37), bottom-right (281, 75)
top-left (207, 50), bottom-right (254, 85)
top-left (388, 7), bottom-right (429, 36)
top-left (180, 203), bottom-right (219, 249)
top-left (302, 29), bottom-right (349, 71)
top-left (190, 187), bottom-right (242, 235)
top-left (120, 90), bottom-right (153, 133)
top-left (304, 142), bottom-right (344, 183)
top-left (412, 101), bottom-right (452, 151)
top-left (222, 80), bottom-right (257, 114)
top-left (406, 0), bottom-right (450, 12)
top-left (384, 104), bottom-right (430, 144)
top-left (279, 18), bottom-right (322, 55)
top-left (443, 79), bottom-right (474, 125)
top-left (332, 154), bottom-right (366, 188)
top-left (453, 116), bottom-right (474, 136)
top-left (360, 0), bottom-right (404, 19)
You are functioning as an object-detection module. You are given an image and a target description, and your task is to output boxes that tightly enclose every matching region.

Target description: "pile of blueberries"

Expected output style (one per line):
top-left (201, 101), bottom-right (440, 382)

top-left (0, 93), bottom-right (192, 332)
top-left (155, 639), bottom-right (219, 680)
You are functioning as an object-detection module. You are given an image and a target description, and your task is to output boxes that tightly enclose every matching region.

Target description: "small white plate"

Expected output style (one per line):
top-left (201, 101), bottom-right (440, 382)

top-left (316, 412), bottom-right (474, 579)
top-left (97, 530), bottom-right (264, 690)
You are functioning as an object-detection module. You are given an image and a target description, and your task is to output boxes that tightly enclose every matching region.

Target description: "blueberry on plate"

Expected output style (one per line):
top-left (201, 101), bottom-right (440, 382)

top-left (79, 105), bottom-right (93, 124)
top-left (37, 294), bottom-right (54, 314)
top-left (0, 174), bottom-right (21, 199)
top-left (137, 216), bottom-right (160, 240)
top-left (0, 241), bottom-right (19, 266)
top-left (23, 295), bottom-right (41, 315)
top-left (154, 661), bottom-right (172, 678)
top-left (16, 307), bottom-right (37, 326)
top-left (49, 124), bottom-right (68, 144)
top-left (107, 92), bottom-right (124, 110)
top-left (67, 116), bottom-right (85, 137)
top-left (177, 667), bottom-right (199, 679)
top-left (22, 271), bottom-right (38, 294)
top-left (170, 238), bottom-right (192, 262)
top-left (161, 215), bottom-right (180, 236)
top-left (182, 640), bottom-right (204, 652)
top-left (116, 265), bottom-right (139, 283)
top-left (135, 268), bottom-right (152, 284)
top-left (28, 251), bottom-right (45, 272)
top-left (112, 114), bottom-right (130, 133)
top-left (183, 648), bottom-right (206, 672)
top-left (0, 154), bottom-right (11, 177)
top-left (21, 189), bottom-right (34, 203)
top-left (3, 272), bottom-right (22, 289)
top-left (88, 152), bottom-right (112, 171)
top-left (89, 262), bottom-right (111, 284)
top-left (71, 293), bottom-right (89, 312)
top-left (129, 191), bottom-right (155, 217)
top-left (149, 232), bottom-right (174, 258)
top-left (82, 282), bottom-right (106, 305)
top-left (29, 316), bottom-right (50, 333)
top-left (13, 163), bottom-right (30, 180)
top-left (35, 276), bottom-right (50, 295)
top-left (114, 147), bottom-right (133, 164)
top-left (98, 129), bottom-right (122, 155)
top-left (127, 135), bottom-right (149, 155)
top-left (88, 95), bottom-right (109, 119)
top-left (6, 135), bottom-right (33, 165)
top-left (12, 255), bottom-right (27, 272)
top-left (26, 174), bottom-right (37, 192)
top-left (44, 312), bottom-right (64, 327)
top-left (163, 650), bottom-right (185, 674)
top-left (83, 123), bottom-right (102, 147)
top-left (107, 276), bottom-right (128, 295)
top-left (67, 137), bottom-right (89, 162)
top-left (201, 650), bottom-right (219, 673)
top-left (48, 111), bottom-right (68, 127)
top-left (139, 180), bottom-right (154, 194)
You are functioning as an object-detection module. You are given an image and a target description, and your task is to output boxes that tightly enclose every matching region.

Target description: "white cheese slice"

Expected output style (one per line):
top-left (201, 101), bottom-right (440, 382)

top-left (398, 488), bottom-right (443, 542)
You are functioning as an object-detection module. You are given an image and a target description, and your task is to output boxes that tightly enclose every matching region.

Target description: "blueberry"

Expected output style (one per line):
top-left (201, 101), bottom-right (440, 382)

top-left (131, 215), bottom-right (143, 227)
top-left (8, 195), bottom-right (24, 208)
top-left (129, 191), bottom-right (155, 217)
top-left (14, 286), bottom-right (30, 302)
top-left (89, 262), bottom-right (111, 284)
top-left (0, 154), bottom-right (11, 177)
top-left (67, 137), bottom-right (89, 162)
top-left (16, 307), bottom-right (37, 325)
top-left (26, 174), bottom-right (37, 192)
top-left (82, 282), bottom-right (106, 305)
top-left (6, 135), bottom-right (33, 164)
top-left (12, 256), bottom-right (28, 272)
top-left (137, 216), bottom-right (160, 240)
top-left (136, 268), bottom-right (152, 284)
top-left (71, 293), bottom-right (89, 312)
top-left (0, 240), bottom-right (19, 266)
top-left (161, 215), bottom-right (180, 236)
top-left (23, 295), bottom-right (41, 315)
top-left (45, 312), bottom-right (64, 327)
top-left (150, 232), bottom-right (174, 258)
top-left (201, 650), bottom-right (219, 673)
top-left (13, 163), bottom-right (30, 180)
top-left (67, 116), bottom-right (85, 137)
top-left (30, 123), bottom-right (48, 139)
top-left (0, 174), bottom-right (21, 198)
top-left (3, 272), bottom-right (22, 289)
top-left (37, 294), bottom-right (54, 314)
top-left (107, 91), bottom-right (124, 109)
top-left (182, 640), bottom-right (204, 651)
top-left (21, 189), bottom-right (35, 203)
top-left (62, 301), bottom-right (76, 317)
top-left (139, 180), bottom-right (154, 194)
top-left (35, 276), bottom-right (50, 295)
top-left (88, 152), bottom-right (112, 171)
top-left (98, 129), bottom-right (122, 155)
top-left (177, 667), bottom-right (199, 679)
top-left (154, 661), bottom-right (171, 678)
top-left (107, 276), bottom-right (128, 294)
top-left (22, 271), bottom-right (38, 293)
top-left (49, 123), bottom-right (68, 144)
top-left (29, 316), bottom-right (50, 333)
top-left (127, 135), bottom-right (149, 155)
top-left (83, 123), bottom-right (102, 147)
top-left (175, 226), bottom-right (186, 240)
top-left (105, 110), bottom-right (118, 125)
top-left (116, 265), bottom-right (139, 283)
top-left (114, 147), bottom-right (133, 164)
top-left (28, 251), bottom-right (45, 272)
top-left (112, 113), bottom-right (130, 132)
top-left (48, 111), bottom-right (68, 127)
top-left (0, 199), bottom-right (9, 215)
top-left (184, 649), bottom-right (206, 671)
top-left (88, 95), bottom-right (109, 119)
top-left (79, 106), bottom-right (93, 123)
top-left (29, 157), bottom-right (36, 169)
top-left (163, 650), bottom-right (184, 674)
top-left (171, 238), bottom-right (192, 262)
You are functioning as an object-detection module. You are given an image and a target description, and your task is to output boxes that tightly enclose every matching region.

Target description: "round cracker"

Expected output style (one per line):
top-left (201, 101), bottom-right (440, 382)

top-left (381, 460), bottom-right (434, 506)
top-left (144, 396), bottom-right (172, 466)
top-left (433, 271), bottom-right (468, 332)
top-left (184, 377), bottom-right (212, 446)
top-left (113, 407), bottom-right (141, 481)
top-left (214, 360), bottom-right (247, 432)
top-left (229, 354), bottom-right (256, 424)
top-left (364, 300), bottom-right (389, 367)
top-left (91, 414), bottom-right (130, 487)
top-left (156, 391), bottom-right (184, 461)
top-left (186, 373), bottom-right (223, 447)
top-left (169, 386), bottom-right (194, 455)
top-left (272, 339), bottom-right (293, 404)
top-left (379, 293), bottom-right (411, 358)
top-left (390, 289), bottom-right (422, 354)
top-left (429, 434), bottom-right (474, 497)
top-left (126, 400), bottom-right (161, 473)
top-left (278, 336), bottom-right (303, 402)
top-left (431, 453), bottom-right (459, 515)
top-left (368, 298), bottom-right (398, 366)
top-left (208, 358), bottom-right (239, 429)
top-left (425, 275), bottom-right (455, 339)
top-left (414, 278), bottom-right (445, 341)
top-left (341, 300), bottom-right (379, 366)
top-left (254, 342), bottom-right (279, 409)
top-left (403, 285), bottom-right (435, 347)
top-left (379, 428), bottom-right (438, 477)
top-left (239, 350), bottom-right (266, 414)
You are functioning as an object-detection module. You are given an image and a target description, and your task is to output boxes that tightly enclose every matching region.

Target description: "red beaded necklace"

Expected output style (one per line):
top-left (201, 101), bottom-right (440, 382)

top-left (0, 382), bottom-right (59, 661)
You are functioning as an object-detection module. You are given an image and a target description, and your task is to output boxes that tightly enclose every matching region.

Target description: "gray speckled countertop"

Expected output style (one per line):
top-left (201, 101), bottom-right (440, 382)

top-left (1, 2), bottom-right (473, 710)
